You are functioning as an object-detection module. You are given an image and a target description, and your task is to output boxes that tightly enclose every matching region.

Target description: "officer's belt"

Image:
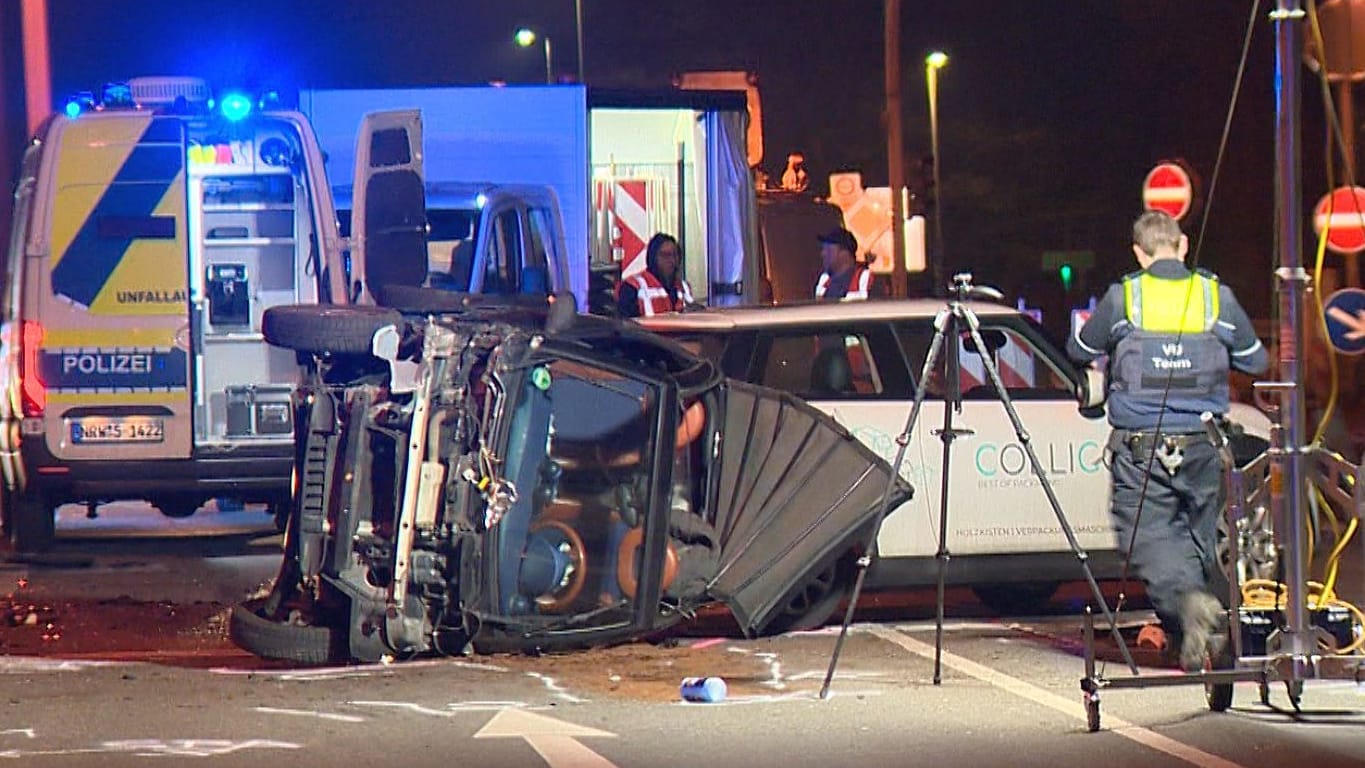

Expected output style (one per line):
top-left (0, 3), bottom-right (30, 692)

top-left (1125, 431), bottom-right (1208, 456)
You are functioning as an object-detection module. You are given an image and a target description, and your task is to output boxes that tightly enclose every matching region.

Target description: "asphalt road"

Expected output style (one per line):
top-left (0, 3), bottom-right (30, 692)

top-left (1, 502), bottom-right (1362, 768)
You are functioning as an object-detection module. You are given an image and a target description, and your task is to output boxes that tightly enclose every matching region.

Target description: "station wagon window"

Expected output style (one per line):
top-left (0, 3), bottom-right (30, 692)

top-left (895, 320), bottom-right (1072, 400)
top-left (755, 331), bottom-right (887, 398)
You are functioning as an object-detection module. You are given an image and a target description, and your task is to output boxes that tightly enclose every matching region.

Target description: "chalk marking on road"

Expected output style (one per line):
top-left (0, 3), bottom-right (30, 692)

top-left (786, 670), bottom-right (887, 682)
top-left (254, 706), bottom-right (366, 723)
top-left (725, 646), bottom-right (785, 689)
top-left (867, 625), bottom-right (1251, 768)
top-left (0, 738), bottom-right (300, 759)
top-left (524, 671), bottom-right (588, 703)
top-left (0, 730), bottom-right (34, 739)
top-left (350, 700), bottom-right (533, 717)
top-left (212, 658), bottom-right (504, 681)
top-left (475, 708), bottom-right (617, 768)
top-left (0, 657), bottom-right (123, 673)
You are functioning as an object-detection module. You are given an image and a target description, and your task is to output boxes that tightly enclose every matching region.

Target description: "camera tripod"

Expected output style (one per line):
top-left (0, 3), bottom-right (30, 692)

top-left (821, 274), bottom-right (1136, 698)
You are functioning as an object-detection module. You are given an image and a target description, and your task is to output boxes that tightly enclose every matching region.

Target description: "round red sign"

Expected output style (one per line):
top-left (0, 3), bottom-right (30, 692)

top-left (1142, 163), bottom-right (1193, 221)
top-left (1313, 186), bottom-right (1365, 255)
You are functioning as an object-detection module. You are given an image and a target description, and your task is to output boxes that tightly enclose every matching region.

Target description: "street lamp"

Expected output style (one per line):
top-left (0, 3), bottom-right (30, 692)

top-left (925, 50), bottom-right (948, 294)
top-left (515, 28), bottom-right (553, 84)
top-left (575, 0), bottom-right (585, 82)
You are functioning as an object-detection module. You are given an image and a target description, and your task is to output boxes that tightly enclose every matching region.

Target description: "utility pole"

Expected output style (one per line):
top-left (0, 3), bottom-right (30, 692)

top-left (885, 0), bottom-right (906, 298)
top-left (21, 0), bottom-right (50, 136)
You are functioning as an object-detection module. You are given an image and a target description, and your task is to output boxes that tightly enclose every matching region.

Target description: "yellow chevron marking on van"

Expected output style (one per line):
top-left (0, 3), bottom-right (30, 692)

top-left (43, 328), bottom-right (181, 347)
top-left (49, 392), bottom-right (184, 406)
top-left (90, 179), bottom-right (187, 316)
top-left (49, 115), bottom-right (154, 265)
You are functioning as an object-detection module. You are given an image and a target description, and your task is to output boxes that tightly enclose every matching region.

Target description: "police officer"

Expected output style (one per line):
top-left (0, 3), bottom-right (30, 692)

top-left (1067, 211), bottom-right (1268, 671)
top-left (814, 227), bottom-right (875, 301)
top-left (617, 233), bottom-right (694, 318)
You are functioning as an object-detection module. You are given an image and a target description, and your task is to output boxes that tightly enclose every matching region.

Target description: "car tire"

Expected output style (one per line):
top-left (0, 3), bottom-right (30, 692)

top-left (262, 305), bottom-right (403, 356)
top-left (971, 581), bottom-right (1060, 616)
top-left (151, 494), bottom-right (203, 519)
top-left (10, 491), bottom-right (55, 553)
top-left (229, 598), bottom-right (343, 665)
top-left (764, 556), bottom-right (854, 634)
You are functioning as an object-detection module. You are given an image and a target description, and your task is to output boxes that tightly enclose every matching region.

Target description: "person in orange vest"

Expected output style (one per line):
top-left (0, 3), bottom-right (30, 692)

top-left (617, 233), bottom-right (695, 317)
top-left (814, 227), bottom-right (876, 301)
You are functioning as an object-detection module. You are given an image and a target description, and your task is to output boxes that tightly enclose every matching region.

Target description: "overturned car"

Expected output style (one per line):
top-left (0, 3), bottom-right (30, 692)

top-left (229, 296), bottom-right (913, 663)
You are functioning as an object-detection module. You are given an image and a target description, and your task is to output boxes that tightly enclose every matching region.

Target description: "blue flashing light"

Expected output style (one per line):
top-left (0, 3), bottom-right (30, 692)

top-left (219, 92), bottom-right (253, 122)
top-left (62, 91), bottom-right (95, 119)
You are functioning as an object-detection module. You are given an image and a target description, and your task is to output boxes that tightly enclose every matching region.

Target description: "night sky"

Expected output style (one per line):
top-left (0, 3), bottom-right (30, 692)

top-left (36, 0), bottom-right (1335, 319)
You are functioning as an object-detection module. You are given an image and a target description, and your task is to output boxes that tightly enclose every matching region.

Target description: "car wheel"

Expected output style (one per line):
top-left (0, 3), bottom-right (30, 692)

top-left (262, 304), bottom-right (403, 356)
top-left (151, 494), bottom-right (203, 519)
top-left (764, 557), bottom-right (853, 634)
top-left (229, 597), bottom-right (343, 665)
top-left (10, 491), bottom-right (55, 552)
top-left (971, 581), bottom-right (1061, 616)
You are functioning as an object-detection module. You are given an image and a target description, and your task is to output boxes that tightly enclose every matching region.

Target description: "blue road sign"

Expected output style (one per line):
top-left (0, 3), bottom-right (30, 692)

top-left (1324, 288), bottom-right (1365, 356)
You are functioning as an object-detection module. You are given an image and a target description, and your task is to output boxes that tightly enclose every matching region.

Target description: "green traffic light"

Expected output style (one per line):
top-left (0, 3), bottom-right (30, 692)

top-left (1059, 263), bottom-right (1074, 290)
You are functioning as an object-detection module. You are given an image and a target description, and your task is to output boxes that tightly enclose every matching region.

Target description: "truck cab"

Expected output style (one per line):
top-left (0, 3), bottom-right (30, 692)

top-left (333, 180), bottom-right (570, 299)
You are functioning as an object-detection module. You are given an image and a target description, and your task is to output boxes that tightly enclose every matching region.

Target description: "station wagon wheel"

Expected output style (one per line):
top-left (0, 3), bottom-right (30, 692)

top-left (10, 491), bottom-right (55, 552)
top-left (262, 304), bottom-right (403, 356)
top-left (970, 581), bottom-right (1061, 616)
top-left (765, 555), bottom-right (855, 634)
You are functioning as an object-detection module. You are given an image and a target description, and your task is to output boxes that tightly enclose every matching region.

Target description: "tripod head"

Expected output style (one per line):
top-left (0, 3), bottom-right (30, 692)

top-left (948, 272), bottom-right (1004, 303)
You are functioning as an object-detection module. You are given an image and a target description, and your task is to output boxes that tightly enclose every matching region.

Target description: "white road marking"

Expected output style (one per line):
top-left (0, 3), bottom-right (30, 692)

top-left (524, 671), bottom-right (588, 703)
top-left (349, 700), bottom-right (533, 717)
top-left (867, 626), bottom-right (1250, 768)
top-left (475, 709), bottom-right (617, 768)
top-left (254, 706), bottom-right (365, 723)
top-left (0, 739), bottom-right (299, 759)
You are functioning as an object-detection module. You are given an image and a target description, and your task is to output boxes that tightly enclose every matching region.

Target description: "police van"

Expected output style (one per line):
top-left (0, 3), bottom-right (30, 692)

top-left (0, 77), bottom-right (350, 550)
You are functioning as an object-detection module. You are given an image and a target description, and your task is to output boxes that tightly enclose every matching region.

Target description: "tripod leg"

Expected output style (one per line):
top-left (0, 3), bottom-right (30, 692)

top-left (932, 321), bottom-right (965, 686)
top-left (820, 308), bottom-right (952, 700)
top-left (958, 311), bottom-right (1139, 674)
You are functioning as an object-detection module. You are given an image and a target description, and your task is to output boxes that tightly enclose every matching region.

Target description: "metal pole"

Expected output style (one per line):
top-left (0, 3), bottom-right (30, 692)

top-left (885, 0), bottom-right (907, 298)
top-left (575, 0), bottom-right (585, 83)
top-left (927, 62), bottom-right (945, 296)
top-left (544, 37), bottom-right (554, 84)
top-left (1271, 0), bottom-right (1314, 661)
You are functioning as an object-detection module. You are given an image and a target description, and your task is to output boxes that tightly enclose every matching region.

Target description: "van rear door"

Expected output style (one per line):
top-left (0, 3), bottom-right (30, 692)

top-left (36, 114), bottom-right (193, 462)
top-left (350, 110), bottom-right (426, 304)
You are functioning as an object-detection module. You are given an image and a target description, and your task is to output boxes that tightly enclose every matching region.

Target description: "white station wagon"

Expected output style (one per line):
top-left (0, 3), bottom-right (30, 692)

top-left (637, 298), bottom-right (1272, 615)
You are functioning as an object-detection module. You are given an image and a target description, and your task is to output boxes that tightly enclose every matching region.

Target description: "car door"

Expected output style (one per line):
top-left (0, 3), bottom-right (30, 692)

top-left (350, 110), bottom-right (427, 305)
top-left (37, 114), bottom-right (193, 463)
top-left (895, 315), bottom-right (1115, 558)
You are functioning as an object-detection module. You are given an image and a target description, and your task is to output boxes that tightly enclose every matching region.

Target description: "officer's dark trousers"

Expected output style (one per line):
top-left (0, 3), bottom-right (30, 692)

top-left (1107, 429), bottom-right (1227, 634)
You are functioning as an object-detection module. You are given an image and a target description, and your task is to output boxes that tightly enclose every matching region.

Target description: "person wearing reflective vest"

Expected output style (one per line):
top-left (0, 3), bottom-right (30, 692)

top-left (617, 233), bottom-right (694, 318)
top-left (814, 227), bottom-right (874, 301)
top-left (1067, 211), bottom-right (1267, 672)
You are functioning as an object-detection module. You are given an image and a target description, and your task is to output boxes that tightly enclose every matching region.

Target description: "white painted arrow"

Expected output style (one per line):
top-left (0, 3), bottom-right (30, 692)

top-left (1327, 305), bottom-right (1365, 341)
top-left (474, 708), bottom-right (617, 768)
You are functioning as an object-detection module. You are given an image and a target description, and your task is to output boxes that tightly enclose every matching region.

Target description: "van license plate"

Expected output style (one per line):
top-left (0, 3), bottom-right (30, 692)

top-left (70, 418), bottom-right (165, 444)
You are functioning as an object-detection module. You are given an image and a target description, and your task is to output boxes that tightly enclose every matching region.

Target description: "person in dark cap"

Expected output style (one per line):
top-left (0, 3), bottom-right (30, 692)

top-left (814, 227), bottom-right (875, 301)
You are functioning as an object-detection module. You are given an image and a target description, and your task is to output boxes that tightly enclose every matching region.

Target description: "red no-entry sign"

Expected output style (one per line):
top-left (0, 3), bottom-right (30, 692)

top-left (1142, 163), bottom-right (1193, 221)
top-left (1313, 186), bottom-right (1365, 255)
